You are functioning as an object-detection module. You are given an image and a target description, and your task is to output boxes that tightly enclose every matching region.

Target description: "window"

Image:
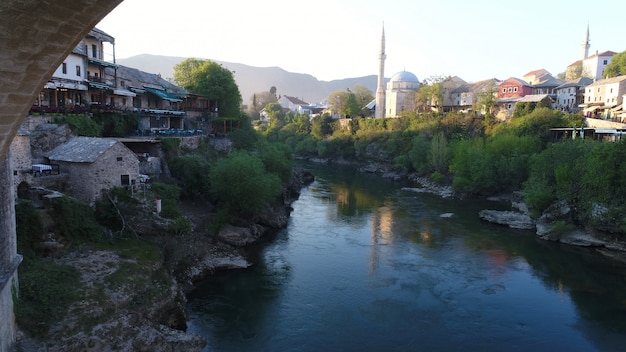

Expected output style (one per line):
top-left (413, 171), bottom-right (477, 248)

top-left (603, 60), bottom-right (608, 65)
top-left (76, 65), bottom-right (81, 76)
top-left (117, 157), bottom-right (123, 162)
top-left (502, 88), bottom-right (506, 93)
top-left (513, 87), bottom-right (518, 92)
top-left (120, 80), bottom-right (125, 87)
top-left (507, 104), bottom-right (512, 109)
top-left (508, 87), bottom-right (512, 92)
top-left (120, 174), bottom-right (130, 186)
top-left (62, 62), bottom-right (67, 74)
top-left (92, 44), bottom-right (97, 58)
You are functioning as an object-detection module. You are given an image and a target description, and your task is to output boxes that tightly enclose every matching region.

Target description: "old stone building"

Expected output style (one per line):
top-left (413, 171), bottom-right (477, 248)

top-left (46, 137), bottom-right (140, 204)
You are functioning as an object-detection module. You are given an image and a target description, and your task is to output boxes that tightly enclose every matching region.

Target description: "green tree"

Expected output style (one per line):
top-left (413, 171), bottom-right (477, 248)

top-left (264, 102), bottom-right (286, 129)
top-left (429, 132), bottom-right (449, 173)
top-left (209, 151), bottom-right (281, 216)
top-left (328, 90), bottom-right (349, 117)
top-left (311, 113), bottom-right (334, 140)
top-left (343, 91), bottom-right (361, 117)
top-left (604, 51), bottom-right (626, 78)
top-left (475, 81), bottom-right (498, 118)
top-left (352, 85), bottom-right (375, 115)
top-left (173, 58), bottom-right (242, 117)
top-left (248, 90), bottom-right (278, 119)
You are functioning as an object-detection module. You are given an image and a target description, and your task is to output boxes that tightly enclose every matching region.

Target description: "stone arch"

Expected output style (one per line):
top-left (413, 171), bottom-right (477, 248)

top-left (0, 2), bottom-right (123, 350)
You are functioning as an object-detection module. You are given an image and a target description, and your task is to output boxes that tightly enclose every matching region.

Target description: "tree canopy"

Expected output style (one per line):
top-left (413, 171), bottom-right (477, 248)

top-left (604, 51), bottom-right (626, 78)
top-left (173, 58), bottom-right (242, 117)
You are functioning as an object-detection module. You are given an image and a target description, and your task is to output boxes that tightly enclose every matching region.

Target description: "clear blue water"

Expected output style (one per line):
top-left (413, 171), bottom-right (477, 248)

top-left (187, 164), bottom-right (626, 352)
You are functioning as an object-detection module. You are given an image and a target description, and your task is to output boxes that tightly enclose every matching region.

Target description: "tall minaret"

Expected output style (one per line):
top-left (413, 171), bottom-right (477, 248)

top-left (582, 23), bottom-right (590, 60)
top-left (375, 25), bottom-right (386, 118)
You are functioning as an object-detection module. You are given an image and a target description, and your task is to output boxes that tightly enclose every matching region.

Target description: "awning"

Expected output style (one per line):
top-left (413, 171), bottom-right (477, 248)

top-left (88, 81), bottom-right (109, 90)
top-left (113, 88), bottom-right (136, 97)
top-left (88, 58), bottom-right (118, 68)
top-left (585, 106), bottom-right (601, 112)
top-left (144, 87), bottom-right (182, 102)
top-left (611, 104), bottom-right (623, 112)
top-left (129, 86), bottom-right (146, 94)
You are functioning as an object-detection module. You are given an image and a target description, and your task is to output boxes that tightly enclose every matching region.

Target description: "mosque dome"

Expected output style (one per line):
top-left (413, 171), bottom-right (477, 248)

top-left (390, 71), bottom-right (419, 83)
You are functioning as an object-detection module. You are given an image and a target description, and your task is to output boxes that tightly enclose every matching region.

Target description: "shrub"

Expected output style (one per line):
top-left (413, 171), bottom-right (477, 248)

top-left (15, 200), bottom-right (45, 256)
top-left (49, 196), bottom-right (105, 244)
top-left (16, 257), bottom-right (82, 336)
top-left (168, 156), bottom-right (212, 198)
top-left (209, 151), bottom-right (281, 216)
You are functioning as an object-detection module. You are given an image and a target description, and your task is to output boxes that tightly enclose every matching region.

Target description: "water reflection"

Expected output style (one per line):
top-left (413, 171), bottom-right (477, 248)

top-left (188, 163), bottom-right (626, 351)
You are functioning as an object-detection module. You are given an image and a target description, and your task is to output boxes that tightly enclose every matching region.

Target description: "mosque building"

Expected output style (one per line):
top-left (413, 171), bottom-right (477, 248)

top-left (374, 25), bottom-right (421, 118)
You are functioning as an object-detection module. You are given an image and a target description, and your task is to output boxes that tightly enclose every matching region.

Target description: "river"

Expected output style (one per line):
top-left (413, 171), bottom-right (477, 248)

top-left (187, 163), bottom-right (626, 352)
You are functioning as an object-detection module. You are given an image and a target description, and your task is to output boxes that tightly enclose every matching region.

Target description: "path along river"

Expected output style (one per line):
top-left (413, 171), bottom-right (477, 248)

top-left (187, 163), bottom-right (626, 352)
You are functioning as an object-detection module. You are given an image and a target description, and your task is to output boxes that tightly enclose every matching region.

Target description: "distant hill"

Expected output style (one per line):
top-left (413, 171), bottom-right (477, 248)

top-left (117, 54), bottom-right (381, 105)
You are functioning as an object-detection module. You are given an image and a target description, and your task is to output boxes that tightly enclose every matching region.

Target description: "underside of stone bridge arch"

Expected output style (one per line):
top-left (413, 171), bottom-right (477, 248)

top-left (0, 1), bottom-right (123, 350)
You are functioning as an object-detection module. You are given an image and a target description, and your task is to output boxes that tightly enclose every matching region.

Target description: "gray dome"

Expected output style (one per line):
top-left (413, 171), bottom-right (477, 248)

top-left (390, 71), bottom-right (419, 83)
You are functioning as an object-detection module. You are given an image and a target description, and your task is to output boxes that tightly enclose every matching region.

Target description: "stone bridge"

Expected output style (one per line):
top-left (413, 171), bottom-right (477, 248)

top-left (0, 1), bottom-right (122, 350)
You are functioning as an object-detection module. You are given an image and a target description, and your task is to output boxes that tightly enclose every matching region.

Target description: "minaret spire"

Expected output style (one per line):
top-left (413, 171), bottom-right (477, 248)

top-left (375, 24), bottom-right (386, 118)
top-left (582, 22), bottom-right (590, 60)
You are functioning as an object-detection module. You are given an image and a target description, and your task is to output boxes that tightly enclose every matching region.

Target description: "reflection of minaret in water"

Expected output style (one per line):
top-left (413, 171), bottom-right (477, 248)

top-left (369, 205), bottom-right (394, 274)
top-left (582, 22), bottom-right (590, 60)
top-left (375, 24), bottom-right (386, 118)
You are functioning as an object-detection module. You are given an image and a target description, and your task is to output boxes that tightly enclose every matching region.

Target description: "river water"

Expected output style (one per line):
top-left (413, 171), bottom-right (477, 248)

top-left (187, 163), bottom-right (626, 351)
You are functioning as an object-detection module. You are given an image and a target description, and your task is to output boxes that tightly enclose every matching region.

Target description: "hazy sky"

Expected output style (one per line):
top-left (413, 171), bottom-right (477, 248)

top-left (97, 0), bottom-right (625, 83)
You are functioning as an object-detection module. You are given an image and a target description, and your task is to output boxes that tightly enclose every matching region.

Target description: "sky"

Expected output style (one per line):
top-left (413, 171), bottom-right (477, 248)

top-left (96, 0), bottom-right (626, 83)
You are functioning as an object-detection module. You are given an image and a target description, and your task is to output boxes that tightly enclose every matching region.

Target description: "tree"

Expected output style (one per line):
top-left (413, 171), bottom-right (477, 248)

top-left (475, 81), bottom-right (498, 118)
top-left (209, 151), bottom-right (281, 216)
top-left (415, 76), bottom-right (447, 113)
top-left (352, 85), bottom-right (374, 115)
top-left (264, 102), bottom-right (286, 129)
top-left (604, 51), bottom-right (626, 78)
top-left (248, 90), bottom-right (278, 118)
top-left (173, 58), bottom-right (242, 117)
top-left (343, 91), bottom-right (361, 117)
top-left (328, 90), bottom-right (349, 117)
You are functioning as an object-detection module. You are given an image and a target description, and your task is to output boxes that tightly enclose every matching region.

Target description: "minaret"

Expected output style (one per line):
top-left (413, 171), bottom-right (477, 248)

top-left (582, 23), bottom-right (590, 60)
top-left (375, 25), bottom-right (386, 118)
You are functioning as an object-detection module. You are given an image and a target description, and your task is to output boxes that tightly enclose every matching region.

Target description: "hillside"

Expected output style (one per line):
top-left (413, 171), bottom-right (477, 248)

top-left (117, 54), bottom-right (382, 105)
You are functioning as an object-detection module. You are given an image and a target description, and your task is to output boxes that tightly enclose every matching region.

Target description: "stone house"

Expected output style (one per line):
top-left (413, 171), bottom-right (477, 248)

top-left (46, 136), bottom-right (139, 204)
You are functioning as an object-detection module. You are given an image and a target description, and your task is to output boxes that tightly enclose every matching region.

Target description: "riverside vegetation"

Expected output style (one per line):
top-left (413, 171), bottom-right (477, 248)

top-left (259, 102), bottom-right (626, 237)
top-left (13, 114), bottom-right (305, 350)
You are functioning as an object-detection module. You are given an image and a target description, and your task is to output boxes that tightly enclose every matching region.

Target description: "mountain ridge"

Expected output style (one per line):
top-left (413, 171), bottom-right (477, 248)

top-left (117, 54), bottom-right (379, 105)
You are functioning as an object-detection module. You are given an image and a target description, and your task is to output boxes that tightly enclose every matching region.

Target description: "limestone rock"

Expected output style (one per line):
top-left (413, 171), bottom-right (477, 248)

top-left (478, 209), bottom-right (536, 230)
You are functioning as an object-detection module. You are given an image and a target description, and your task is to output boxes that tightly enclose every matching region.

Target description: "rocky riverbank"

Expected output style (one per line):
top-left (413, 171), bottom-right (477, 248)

top-left (304, 156), bottom-right (626, 265)
top-left (13, 167), bottom-right (314, 351)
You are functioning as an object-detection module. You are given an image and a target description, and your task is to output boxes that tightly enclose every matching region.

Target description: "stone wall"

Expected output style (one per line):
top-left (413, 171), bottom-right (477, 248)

top-left (0, 153), bottom-right (20, 352)
top-left (10, 130), bottom-right (33, 190)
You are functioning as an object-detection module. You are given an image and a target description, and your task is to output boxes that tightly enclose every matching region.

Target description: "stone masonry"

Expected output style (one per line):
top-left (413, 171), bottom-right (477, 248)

top-left (0, 2), bottom-right (123, 351)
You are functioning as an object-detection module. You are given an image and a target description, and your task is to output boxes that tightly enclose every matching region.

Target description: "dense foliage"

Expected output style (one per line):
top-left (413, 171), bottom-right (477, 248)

top-left (209, 151), bottom-right (282, 216)
top-left (54, 111), bottom-right (140, 137)
top-left (173, 58), bottom-right (242, 117)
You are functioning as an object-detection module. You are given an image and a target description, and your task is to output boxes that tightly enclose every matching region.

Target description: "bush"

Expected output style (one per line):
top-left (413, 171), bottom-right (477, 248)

top-left (209, 151), bottom-right (281, 216)
top-left (257, 141), bottom-right (293, 185)
top-left (15, 200), bottom-right (45, 256)
top-left (57, 115), bottom-right (101, 136)
top-left (50, 196), bottom-right (105, 244)
top-left (168, 156), bottom-right (212, 198)
top-left (16, 257), bottom-right (82, 336)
